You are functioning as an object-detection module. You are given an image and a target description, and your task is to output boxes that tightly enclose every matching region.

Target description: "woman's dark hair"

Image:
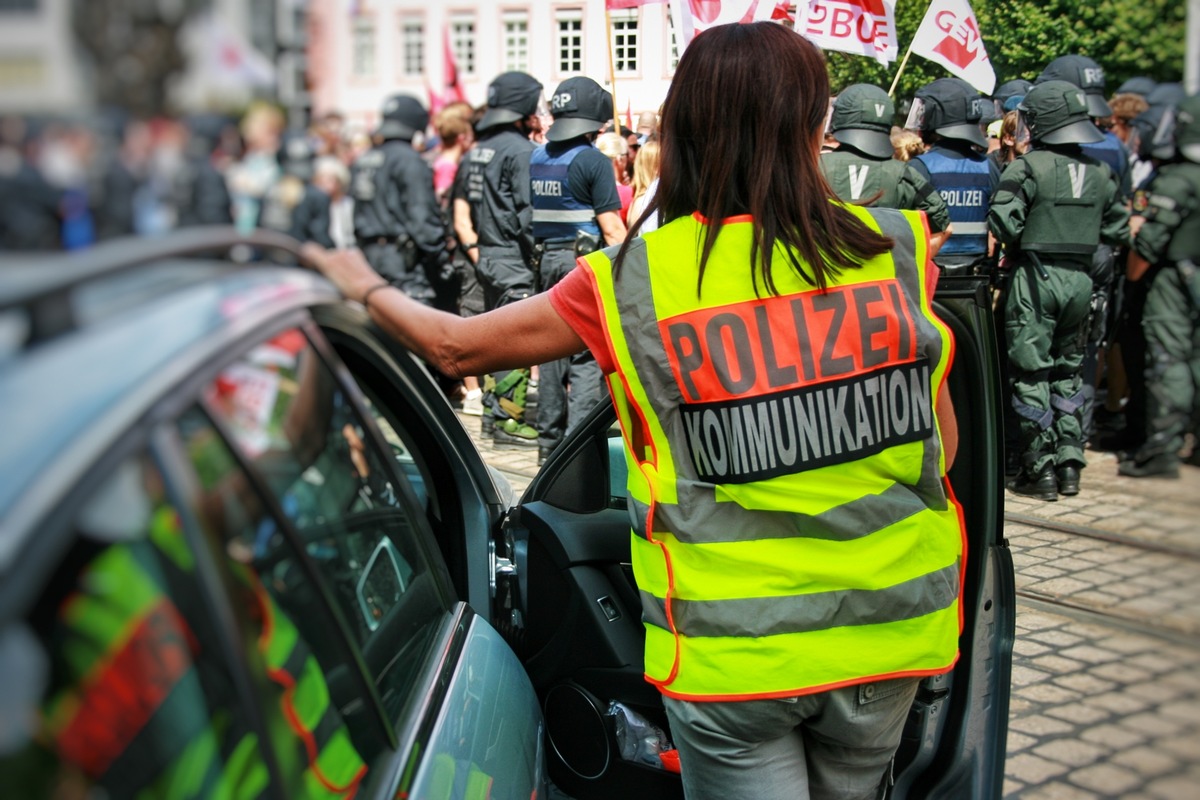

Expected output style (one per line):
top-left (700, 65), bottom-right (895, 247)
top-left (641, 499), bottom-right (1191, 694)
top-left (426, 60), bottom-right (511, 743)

top-left (619, 22), bottom-right (893, 295)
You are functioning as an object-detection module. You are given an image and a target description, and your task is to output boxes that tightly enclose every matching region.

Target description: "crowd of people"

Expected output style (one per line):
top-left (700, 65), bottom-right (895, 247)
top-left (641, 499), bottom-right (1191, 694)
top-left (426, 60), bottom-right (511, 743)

top-left (821, 58), bottom-right (1196, 496)
top-left (0, 41), bottom-right (1195, 491)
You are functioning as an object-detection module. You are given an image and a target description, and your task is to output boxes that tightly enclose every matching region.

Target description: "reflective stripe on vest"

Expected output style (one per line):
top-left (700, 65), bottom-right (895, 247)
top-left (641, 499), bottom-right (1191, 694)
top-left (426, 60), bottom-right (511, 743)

top-left (917, 149), bottom-right (991, 255)
top-left (44, 520), bottom-right (366, 799)
top-left (530, 143), bottom-right (601, 241)
top-left (582, 206), bottom-right (964, 700)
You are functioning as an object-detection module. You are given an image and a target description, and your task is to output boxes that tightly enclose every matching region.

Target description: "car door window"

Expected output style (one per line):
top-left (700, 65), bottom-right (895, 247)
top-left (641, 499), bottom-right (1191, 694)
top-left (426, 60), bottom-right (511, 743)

top-left (1, 452), bottom-right (276, 799)
top-left (193, 328), bottom-right (448, 723)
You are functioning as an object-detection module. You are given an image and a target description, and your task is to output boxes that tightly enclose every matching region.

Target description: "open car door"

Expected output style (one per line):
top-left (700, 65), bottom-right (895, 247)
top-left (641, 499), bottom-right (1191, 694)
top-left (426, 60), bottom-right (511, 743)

top-left (502, 273), bottom-right (1015, 799)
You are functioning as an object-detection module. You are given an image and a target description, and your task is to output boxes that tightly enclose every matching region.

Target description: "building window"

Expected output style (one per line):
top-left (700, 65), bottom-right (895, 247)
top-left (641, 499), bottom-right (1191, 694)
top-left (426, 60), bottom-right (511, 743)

top-left (401, 18), bottom-right (424, 76)
top-left (451, 18), bottom-right (475, 76)
top-left (352, 16), bottom-right (376, 78)
top-left (503, 13), bottom-right (530, 73)
top-left (557, 10), bottom-right (583, 75)
top-left (611, 10), bottom-right (639, 74)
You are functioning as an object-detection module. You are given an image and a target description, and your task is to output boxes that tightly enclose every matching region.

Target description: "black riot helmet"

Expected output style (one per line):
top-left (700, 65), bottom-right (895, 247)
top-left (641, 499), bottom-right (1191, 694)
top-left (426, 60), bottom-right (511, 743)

top-left (546, 77), bottom-right (613, 143)
top-left (908, 78), bottom-right (989, 149)
top-left (1036, 55), bottom-right (1111, 118)
top-left (376, 95), bottom-right (429, 141)
top-left (1175, 94), bottom-right (1200, 165)
top-left (994, 79), bottom-right (1033, 112)
top-left (478, 71), bottom-right (544, 131)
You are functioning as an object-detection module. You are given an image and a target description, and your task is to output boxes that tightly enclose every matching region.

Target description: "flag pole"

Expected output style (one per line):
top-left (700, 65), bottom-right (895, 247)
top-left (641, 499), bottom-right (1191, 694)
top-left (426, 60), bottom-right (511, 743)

top-left (605, 7), bottom-right (622, 132)
top-left (888, 40), bottom-right (915, 98)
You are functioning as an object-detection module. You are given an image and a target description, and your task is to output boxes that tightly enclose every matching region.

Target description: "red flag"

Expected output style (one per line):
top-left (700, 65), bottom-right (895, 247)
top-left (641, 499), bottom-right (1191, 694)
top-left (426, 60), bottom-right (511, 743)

top-left (606, 0), bottom-right (667, 9)
top-left (443, 27), bottom-right (466, 104)
top-left (426, 81), bottom-right (445, 118)
top-left (625, 99), bottom-right (633, 131)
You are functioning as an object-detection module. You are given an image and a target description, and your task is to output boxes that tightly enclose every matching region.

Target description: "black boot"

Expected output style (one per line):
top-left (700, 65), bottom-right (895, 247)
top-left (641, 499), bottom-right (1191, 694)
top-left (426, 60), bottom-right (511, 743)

top-left (1009, 466), bottom-right (1058, 501)
top-left (1055, 463), bottom-right (1081, 496)
top-left (1118, 453), bottom-right (1180, 479)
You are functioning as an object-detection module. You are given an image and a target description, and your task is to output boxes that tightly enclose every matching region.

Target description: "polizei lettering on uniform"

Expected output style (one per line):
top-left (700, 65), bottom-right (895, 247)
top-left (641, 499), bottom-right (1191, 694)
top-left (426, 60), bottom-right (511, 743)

top-left (661, 279), bottom-right (931, 483)
top-left (531, 179), bottom-right (563, 196)
top-left (662, 278), bottom-right (919, 401)
top-left (939, 189), bottom-right (986, 206)
top-left (680, 360), bottom-right (933, 482)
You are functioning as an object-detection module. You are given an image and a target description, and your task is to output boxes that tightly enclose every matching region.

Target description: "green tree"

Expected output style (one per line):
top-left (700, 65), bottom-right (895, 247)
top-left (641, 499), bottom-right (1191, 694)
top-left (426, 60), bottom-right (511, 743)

top-left (824, 0), bottom-right (1186, 101)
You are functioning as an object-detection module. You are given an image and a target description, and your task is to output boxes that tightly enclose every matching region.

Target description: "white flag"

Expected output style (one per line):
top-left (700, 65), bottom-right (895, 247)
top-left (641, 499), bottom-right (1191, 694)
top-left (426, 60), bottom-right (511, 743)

top-left (794, 1), bottom-right (898, 66)
top-left (668, 0), bottom-right (788, 54)
top-left (909, 0), bottom-right (996, 95)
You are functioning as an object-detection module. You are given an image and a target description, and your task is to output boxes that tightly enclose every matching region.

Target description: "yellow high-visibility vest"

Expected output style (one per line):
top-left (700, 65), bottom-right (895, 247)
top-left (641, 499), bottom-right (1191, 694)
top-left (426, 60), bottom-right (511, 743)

top-left (582, 206), bottom-right (965, 700)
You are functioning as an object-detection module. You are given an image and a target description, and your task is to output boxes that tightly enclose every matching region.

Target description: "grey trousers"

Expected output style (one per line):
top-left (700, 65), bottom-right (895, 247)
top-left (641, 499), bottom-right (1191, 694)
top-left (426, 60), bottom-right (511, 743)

top-left (663, 677), bottom-right (919, 800)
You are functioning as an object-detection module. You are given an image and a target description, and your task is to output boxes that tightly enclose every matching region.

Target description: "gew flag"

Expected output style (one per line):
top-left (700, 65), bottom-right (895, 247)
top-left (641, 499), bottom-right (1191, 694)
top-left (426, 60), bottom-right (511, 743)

top-left (795, 1), bottom-right (898, 66)
top-left (910, 0), bottom-right (996, 95)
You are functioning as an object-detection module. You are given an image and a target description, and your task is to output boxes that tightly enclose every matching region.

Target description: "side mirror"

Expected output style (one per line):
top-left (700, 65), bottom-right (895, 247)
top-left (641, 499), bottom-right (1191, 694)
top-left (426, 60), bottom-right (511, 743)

top-left (356, 538), bottom-right (407, 632)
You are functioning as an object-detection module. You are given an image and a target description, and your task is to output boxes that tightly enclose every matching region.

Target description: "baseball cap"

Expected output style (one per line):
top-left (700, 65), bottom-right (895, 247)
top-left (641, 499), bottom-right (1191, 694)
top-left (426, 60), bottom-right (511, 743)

top-left (830, 84), bottom-right (895, 159)
top-left (546, 77), bottom-right (613, 143)
top-left (1036, 55), bottom-right (1111, 118)
top-left (478, 72), bottom-right (544, 131)
top-left (1019, 80), bottom-right (1105, 146)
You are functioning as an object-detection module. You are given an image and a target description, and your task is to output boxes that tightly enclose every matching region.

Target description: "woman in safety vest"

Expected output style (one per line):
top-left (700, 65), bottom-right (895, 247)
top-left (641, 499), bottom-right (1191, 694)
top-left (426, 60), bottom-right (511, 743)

top-left (306, 22), bottom-right (964, 800)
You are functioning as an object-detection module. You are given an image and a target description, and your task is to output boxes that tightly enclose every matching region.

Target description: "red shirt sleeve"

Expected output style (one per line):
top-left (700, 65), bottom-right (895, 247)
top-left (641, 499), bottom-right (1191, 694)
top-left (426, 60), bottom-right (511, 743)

top-left (547, 263), bottom-right (618, 374)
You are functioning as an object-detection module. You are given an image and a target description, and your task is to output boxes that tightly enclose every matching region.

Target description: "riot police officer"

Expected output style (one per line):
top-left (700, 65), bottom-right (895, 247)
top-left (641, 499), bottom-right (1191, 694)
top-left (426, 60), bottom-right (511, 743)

top-left (532, 76), bottom-right (627, 464)
top-left (350, 95), bottom-right (448, 308)
top-left (990, 80), bottom-right (1130, 499)
top-left (259, 134), bottom-right (334, 248)
top-left (456, 71), bottom-right (545, 448)
top-left (909, 77), bottom-right (1000, 275)
top-left (1119, 95), bottom-right (1200, 478)
top-left (1036, 56), bottom-right (1132, 443)
top-left (822, 84), bottom-right (952, 255)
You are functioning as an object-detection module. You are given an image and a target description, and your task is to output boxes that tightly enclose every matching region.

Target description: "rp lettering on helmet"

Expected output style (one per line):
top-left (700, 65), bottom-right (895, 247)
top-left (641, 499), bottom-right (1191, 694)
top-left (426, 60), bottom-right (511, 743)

top-left (551, 92), bottom-right (575, 112)
top-left (1081, 67), bottom-right (1105, 89)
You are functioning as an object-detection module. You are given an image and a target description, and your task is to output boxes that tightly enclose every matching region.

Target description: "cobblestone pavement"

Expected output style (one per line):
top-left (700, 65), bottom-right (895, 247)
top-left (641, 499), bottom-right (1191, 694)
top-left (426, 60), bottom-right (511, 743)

top-left (457, 408), bottom-right (1200, 799)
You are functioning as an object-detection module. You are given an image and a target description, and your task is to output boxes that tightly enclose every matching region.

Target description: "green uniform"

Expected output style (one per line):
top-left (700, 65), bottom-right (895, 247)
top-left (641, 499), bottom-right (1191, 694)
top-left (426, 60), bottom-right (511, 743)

top-left (990, 147), bottom-right (1130, 475)
top-left (820, 149), bottom-right (952, 232)
top-left (1128, 161), bottom-right (1200, 467)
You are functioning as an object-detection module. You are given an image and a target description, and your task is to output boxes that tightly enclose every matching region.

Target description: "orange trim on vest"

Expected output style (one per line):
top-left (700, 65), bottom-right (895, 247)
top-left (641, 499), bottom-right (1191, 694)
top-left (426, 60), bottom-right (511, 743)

top-left (251, 574), bottom-right (367, 797)
top-left (653, 662), bottom-right (961, 703)
top-left (691, 211), bottom-right (754, 225)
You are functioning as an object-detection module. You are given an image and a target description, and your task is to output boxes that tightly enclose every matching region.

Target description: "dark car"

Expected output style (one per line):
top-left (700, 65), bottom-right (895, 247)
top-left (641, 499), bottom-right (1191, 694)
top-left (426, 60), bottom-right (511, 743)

top-left (0, 229), bottom-right (1013, 799)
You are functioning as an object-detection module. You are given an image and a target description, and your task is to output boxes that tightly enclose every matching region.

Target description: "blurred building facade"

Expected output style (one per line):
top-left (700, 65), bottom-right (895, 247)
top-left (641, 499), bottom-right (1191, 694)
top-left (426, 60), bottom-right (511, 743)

top-left (0, 0), bottom-right (84, 113)
top-left (306, 0), bottom-right (682, 129)
top-left (0, 0), bottom-right (289, 119)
